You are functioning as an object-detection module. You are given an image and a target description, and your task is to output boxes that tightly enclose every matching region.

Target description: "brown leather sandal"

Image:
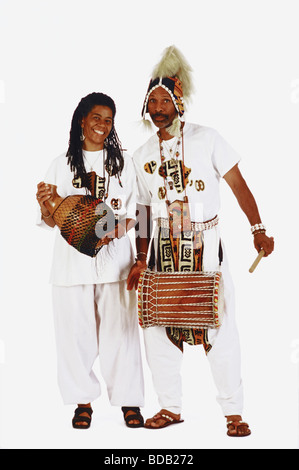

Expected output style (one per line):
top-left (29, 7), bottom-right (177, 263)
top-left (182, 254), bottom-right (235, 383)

top-left (226, 419), bottom-right (251, 437)
top-left (144, 409), bottom-right (184, 429)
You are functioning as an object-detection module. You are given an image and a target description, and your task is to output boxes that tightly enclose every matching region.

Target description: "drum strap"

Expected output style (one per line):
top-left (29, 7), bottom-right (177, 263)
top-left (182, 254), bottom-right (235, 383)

top-left (157, 126), bottom-right (216, 353)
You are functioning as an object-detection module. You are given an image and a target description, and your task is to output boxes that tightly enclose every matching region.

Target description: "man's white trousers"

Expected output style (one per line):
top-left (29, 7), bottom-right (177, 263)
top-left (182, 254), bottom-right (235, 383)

top-left (52, 280), bottom-right (144, 406)
top-left (143, 231), bottom-right (244, 417)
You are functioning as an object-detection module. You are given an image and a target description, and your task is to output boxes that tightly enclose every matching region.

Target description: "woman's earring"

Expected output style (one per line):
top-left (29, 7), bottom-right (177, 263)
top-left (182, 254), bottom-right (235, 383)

top-left (80, 128), bottom-right (86, 141)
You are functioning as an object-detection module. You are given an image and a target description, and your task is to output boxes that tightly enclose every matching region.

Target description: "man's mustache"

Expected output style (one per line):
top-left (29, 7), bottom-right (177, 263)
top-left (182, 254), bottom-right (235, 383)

top-left (152, 113), bottom-right (168, 120)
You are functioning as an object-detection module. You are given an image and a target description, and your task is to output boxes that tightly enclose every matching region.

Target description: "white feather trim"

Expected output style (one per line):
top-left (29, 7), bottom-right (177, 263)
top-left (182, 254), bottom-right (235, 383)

top-left (151, 45), bottom-right (194, 102)
top-left (167, 115), bottom-right (182, 138)
top-left (140, 118), bottom-right (154, 132)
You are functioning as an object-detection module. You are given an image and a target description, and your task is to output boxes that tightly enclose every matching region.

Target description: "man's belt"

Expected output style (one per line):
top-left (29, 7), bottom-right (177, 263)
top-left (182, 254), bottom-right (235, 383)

top-left (157, 215), bottom-right (219, 232)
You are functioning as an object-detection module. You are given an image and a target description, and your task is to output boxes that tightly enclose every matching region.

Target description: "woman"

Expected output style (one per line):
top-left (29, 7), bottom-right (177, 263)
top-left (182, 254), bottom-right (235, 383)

top-left (36, 92), bottom-right (144, 429)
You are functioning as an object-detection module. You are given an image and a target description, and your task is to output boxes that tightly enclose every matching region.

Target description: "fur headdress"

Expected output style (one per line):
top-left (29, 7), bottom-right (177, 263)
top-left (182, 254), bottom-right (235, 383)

top-left (141, 45), bottom-right (194, 136)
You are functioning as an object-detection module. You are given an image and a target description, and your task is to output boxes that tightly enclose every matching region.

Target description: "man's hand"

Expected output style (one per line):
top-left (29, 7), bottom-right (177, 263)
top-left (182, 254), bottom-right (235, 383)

top-left (127, 259), bottom-right (147, 290)
top-left (253, 232), bottom-right (274, 257)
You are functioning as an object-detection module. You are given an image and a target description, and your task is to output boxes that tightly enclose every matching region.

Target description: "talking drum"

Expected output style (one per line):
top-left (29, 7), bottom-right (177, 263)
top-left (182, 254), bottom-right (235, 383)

top-left (138, 270), bottom-right (224, 329)
top-left (44, 184), bottom-right (118, 257)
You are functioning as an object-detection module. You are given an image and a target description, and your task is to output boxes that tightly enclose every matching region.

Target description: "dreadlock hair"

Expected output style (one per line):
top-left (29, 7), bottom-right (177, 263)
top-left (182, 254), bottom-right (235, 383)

top-left (66, 92), bottom-right (124, 180)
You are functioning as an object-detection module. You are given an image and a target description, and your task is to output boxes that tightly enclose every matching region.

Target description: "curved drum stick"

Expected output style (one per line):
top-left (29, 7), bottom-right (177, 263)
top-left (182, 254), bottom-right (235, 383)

top-left (249, 249), bottom-right (265, 273)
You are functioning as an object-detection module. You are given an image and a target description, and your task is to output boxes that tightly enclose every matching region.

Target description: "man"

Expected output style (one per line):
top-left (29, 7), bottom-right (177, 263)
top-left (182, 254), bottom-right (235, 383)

top-left (127, 46), bottom-right (274, 436)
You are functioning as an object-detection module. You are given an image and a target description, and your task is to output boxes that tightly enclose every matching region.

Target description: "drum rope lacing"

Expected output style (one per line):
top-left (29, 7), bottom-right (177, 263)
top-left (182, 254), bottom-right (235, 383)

top-left (139, 270), bottom-right (222, 328)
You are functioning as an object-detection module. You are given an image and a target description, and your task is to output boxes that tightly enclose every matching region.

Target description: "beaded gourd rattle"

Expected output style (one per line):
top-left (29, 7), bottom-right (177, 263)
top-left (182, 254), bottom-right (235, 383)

top-left (44, 180), bottom-right (117, 257)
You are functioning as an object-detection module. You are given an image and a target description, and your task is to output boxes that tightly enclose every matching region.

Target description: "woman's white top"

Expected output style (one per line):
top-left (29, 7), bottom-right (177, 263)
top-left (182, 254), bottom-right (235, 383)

top-left (36, 150), bottom-right (136, 286)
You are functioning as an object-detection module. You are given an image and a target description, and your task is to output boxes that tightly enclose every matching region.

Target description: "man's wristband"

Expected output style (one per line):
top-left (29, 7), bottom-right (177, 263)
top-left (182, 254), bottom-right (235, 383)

top-left (136, 252), bottom-right (147, 262)
top-left (251, 223), bottom-right (266, 235)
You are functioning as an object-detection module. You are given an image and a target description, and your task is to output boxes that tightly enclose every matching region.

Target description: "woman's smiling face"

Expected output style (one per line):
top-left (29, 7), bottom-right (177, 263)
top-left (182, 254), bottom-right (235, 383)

top-left (81, 105), bottom-right (113, 151)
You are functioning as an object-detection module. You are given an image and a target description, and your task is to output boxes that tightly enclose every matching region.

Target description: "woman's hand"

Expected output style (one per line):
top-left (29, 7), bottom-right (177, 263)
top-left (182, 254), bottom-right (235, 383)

top-left (99, 220), bottom-right (127, 246)
top-left (36, 181), bottom-right (52, 212)
top-left (36, 182), bottom-right (55, 226)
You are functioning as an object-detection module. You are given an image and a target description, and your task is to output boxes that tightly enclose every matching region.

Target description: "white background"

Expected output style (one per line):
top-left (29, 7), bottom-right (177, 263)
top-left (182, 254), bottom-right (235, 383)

top-left (0, 0), bottom-right (298, 450)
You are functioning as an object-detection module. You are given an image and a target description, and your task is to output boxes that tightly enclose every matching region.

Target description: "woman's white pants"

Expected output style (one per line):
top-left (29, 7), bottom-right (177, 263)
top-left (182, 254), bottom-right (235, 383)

top-left (52, 280), bottom-right (144, 406)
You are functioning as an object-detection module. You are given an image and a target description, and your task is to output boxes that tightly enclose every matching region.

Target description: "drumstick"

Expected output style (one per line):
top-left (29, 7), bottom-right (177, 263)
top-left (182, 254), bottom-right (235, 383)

top-left (249, 249), bottom-right (265, 273)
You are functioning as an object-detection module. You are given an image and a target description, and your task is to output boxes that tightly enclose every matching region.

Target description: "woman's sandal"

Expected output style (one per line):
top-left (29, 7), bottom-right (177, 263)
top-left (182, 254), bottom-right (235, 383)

top-left (72, 406), bottom-right (93, 429)
top-left (144, 409), bottom-right (184, 429)
top-left (226, 419), bottom-right (251, 437)
top-left (121, 407), bottom-right (144, 428)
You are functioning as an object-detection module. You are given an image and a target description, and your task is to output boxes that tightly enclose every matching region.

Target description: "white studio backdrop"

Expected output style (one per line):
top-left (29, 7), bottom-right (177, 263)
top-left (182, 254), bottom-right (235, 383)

top-left (0, 0), bottom-right (298, 449)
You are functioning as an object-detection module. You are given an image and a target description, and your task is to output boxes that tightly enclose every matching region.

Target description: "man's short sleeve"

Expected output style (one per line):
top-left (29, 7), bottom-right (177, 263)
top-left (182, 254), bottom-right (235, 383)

top-left (132, 155), bottom-right (152, 206)
top-left (211, 130), bottom-right (241, 178)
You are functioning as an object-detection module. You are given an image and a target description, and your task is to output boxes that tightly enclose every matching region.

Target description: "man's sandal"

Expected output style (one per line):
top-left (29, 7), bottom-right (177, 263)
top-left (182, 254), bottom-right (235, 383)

top-left (226, 419), bottom-right (251, 437)
top-left (144, 409), bottom-right (184, 429)
top-left (121, 407), bottom-right (144, 428)
top-left (72, 406), bottom-right (93, 429)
